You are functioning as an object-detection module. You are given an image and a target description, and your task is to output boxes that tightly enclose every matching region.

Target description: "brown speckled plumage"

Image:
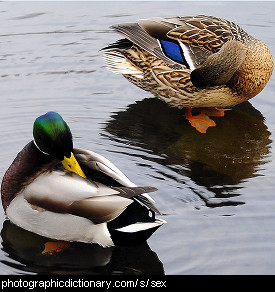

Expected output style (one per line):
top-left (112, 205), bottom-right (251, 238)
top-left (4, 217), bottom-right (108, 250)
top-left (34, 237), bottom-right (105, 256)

top-left (104, 15), bottom-right (273, 109)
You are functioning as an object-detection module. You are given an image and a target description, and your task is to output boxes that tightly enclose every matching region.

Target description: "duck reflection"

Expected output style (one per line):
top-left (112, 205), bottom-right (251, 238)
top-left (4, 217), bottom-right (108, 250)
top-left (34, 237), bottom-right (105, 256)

top-left (105, 98), bottom-right (271, 206)
top-left (1, 220), bottom-right (164, 275)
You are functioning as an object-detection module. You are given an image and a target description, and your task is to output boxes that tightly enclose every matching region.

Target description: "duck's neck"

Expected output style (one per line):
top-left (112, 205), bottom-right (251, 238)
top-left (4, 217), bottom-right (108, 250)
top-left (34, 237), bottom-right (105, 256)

top-left (1, 141), bottom-right (54, 211)
top-left (227, 39), bottom-right (274, 100)
top-left (190, 38), bottom-right (273, 101)
top-left (190, 40), bottom-right (248, 88)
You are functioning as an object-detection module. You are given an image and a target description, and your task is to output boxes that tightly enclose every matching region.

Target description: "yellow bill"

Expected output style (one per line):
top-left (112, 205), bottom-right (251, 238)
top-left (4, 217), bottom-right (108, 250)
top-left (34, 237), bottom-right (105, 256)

top-left (62, 152), bottom-right (86, 178)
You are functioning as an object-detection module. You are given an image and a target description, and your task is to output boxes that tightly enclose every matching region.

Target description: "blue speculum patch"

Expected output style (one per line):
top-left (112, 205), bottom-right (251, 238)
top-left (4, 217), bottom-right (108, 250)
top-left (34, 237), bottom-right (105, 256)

top-left (159, 39), bottom-right (190, 69)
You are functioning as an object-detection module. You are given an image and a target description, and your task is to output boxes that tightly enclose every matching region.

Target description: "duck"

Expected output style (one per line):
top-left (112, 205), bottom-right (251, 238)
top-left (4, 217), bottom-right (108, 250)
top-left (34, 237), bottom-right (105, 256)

top-left (1, 111), bottom-right (165, 251)
top-left (103, 15), bottom-right (273, 133)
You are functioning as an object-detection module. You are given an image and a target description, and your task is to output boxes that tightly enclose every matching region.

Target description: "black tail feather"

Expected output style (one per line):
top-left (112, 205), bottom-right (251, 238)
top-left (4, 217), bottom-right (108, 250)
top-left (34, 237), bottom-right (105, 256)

top-left (102, 38), bottom-right (133, 51)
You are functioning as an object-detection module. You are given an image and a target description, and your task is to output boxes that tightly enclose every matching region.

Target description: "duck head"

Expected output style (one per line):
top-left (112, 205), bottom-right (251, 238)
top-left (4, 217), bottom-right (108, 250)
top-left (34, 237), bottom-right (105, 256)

top-left (33, 111), bottom-right (86, 178)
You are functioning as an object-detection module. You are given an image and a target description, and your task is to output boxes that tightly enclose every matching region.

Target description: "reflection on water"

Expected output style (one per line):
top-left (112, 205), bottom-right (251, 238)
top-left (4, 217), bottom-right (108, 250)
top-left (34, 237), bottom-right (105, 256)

top-left (1, 220), bottom-right (164, 275)
top-left (105, 99), bottom-right (271, 207)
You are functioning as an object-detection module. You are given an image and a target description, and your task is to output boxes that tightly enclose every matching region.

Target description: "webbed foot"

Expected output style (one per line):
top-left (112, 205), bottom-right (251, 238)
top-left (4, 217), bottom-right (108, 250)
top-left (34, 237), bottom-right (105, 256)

top-left (42, 241), bottom-right (70, 255)
top-left (185, 107), bottom-right (230, 133)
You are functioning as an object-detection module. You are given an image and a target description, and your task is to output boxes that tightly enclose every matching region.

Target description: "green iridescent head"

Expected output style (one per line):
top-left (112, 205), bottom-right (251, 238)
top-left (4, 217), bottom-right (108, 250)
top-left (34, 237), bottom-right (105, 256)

top-left (33, 111), bottom-right (73, 160)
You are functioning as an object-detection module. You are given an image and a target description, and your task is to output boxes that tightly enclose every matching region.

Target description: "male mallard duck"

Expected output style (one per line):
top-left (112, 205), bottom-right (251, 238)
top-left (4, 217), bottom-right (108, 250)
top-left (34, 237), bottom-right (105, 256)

top-left (103, 15), bottom-right (273, 133)
top-left (1, 112), bottom-right (165, 250)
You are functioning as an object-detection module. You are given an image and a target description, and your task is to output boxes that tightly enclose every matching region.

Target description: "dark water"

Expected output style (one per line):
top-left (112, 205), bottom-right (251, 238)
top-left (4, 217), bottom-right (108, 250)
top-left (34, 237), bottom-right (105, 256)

top-left (1, 1), bottom-right (275, 275)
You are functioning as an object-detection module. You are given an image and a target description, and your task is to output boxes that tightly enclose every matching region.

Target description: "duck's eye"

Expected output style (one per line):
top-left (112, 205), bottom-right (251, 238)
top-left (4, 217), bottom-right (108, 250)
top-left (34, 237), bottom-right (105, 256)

top-left (159, 39), bottom-right (190, 69)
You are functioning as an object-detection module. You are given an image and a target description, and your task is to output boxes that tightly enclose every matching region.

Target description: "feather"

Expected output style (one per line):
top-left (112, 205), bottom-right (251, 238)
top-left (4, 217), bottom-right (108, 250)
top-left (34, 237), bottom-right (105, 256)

top-left (112, 186), bottom-right (162, 214)
top-left (74, 148), bottom-right (156, 204)
top-left (102, 38), bottom-right (133, 51)
top-left (104, 50), bottom-right (144, 77)
top-left (110, 22), bottom-right (175, 65)
top-left (69, 195), bottom-right (132, 224)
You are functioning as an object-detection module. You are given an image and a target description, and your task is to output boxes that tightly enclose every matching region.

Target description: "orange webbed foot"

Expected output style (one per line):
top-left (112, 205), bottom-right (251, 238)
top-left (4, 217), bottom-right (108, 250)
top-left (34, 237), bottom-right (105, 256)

top-left (42, 241), bottom-right (70, 255)
top-left (185, 107), bottom-right (216, 133)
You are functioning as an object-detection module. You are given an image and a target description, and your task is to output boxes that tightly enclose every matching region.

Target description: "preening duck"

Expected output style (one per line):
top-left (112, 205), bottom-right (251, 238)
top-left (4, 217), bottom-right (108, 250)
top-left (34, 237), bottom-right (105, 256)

top-left (103, 15), bottom-right (273, 133)
top-left (1, 112), bottom-right (165, 250)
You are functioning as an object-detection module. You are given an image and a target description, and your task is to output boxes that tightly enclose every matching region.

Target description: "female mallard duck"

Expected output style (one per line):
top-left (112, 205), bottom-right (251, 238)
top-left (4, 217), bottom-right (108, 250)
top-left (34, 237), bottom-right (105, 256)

top-left (1, 112), bottom-right (165, 250)
top-left (103, 15), bottom-right (273, 133)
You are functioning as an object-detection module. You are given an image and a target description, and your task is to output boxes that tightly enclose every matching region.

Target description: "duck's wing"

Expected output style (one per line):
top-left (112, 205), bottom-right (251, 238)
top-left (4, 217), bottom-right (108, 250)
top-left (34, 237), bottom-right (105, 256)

top-left (108, 16), bottom-right (233, 68)
top-left (74, 148), bottom-right (157, 196)
top-left (109, 15), bottom-right (249, 68)
top-left (109, 19), bottom-right (176, 65)
top-left (166, 15), bottom-right (248, 66)
top-left (74, 148), bottom-right (161, 213)
top-left (23, 170), bottom-right (157, 224)
top-left (74, 148), bottom-right (134, 188)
